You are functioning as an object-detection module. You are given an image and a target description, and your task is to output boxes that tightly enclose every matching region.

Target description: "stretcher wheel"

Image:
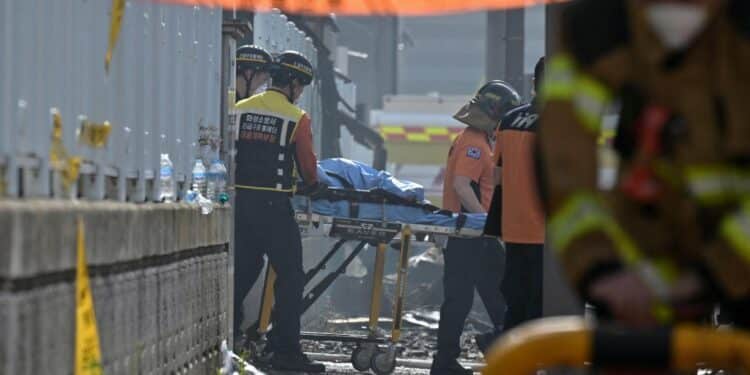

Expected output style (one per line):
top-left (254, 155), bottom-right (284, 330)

top-left (370, 349), bottom-right (397, 375)
top-left (351, 344), bottom-right (375, 372)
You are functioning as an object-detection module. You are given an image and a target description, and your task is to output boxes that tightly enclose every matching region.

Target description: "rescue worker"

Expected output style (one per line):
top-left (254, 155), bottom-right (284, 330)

top-left (492, 57), bottom-right (546, 337)
top-left (231, 43), bottom-right (273, 344)
top-left (539, 0), bottom-right (750, 328)
top-left (432, 81), bottom-right (521, 375)
top-left (233, 50), bottom-right (325, 372)
top-left (235, 44), bottom-right (273, 101)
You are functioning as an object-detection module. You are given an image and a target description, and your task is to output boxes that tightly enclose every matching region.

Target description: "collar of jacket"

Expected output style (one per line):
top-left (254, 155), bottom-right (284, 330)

top-left (266, 87), bottom-right (293, 103)
top-left (627, 0), bottom-right (726, 69)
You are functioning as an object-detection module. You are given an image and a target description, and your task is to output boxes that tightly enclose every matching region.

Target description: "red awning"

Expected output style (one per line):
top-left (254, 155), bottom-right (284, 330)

top-left (153, 0), bottom-right (568, 16)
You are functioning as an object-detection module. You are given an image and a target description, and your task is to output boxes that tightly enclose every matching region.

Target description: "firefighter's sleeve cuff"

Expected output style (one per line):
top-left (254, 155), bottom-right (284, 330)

top-left (548, 192), bottom-right (642, 265)
top-left (578, 260), bottom-right (624, 303)
top-left (549, 192), bottom-right (637, 297)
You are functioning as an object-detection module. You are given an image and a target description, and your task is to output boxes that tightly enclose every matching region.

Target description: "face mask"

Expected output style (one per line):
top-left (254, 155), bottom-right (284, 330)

top-left (645, 3), bottom-right (708, 50)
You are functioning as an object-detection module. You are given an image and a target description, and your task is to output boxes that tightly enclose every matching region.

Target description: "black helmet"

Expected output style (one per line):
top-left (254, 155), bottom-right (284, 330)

top-left (454, 80), bottom-right (521, 132)
top-left (237, 45), bottom-right (272, 72)
top-left (272, 51), bottom-right (314, 86)
top-left (473, 80), bottom-right (522, 120)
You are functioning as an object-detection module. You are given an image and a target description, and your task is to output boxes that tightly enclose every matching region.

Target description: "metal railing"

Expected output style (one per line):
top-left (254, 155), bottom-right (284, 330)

top-left (0, 2), bottom-right (324, 202)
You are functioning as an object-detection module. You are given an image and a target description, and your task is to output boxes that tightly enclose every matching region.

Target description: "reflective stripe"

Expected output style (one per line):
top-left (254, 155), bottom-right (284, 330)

top-left (548, 192), bottom-right (693, 324)
top-left (541, 54), bottom-right (611, 133)
top-left (548, 192), bottom-right (640, 264)
top-left (279, 119), bottom-right (290, 147)
top-left (550, 192), bottom-right (680, 321)
top-left (686, 165), bottom-right (750, 205)
top-left (574, 75), bottom-right (610, 133)
top-left (720, 201), bottom-right (750, 264)
top-left (543, 55), bottom-right (576, 100)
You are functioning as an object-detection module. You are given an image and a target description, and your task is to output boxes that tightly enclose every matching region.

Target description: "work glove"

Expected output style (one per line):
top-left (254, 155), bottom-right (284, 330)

top-left (300, 181), bottom-right (328, 200)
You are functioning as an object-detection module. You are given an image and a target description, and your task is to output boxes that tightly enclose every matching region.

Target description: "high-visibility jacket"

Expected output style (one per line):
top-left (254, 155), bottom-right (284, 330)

top-left (539, 0), bottom-right (750, 304)
top-left (234, 89), bottom-right (318, 193)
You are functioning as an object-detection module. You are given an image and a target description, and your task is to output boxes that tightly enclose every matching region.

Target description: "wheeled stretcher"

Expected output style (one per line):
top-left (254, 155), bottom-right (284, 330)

top-left (245, 187), bottom-right (486, 374)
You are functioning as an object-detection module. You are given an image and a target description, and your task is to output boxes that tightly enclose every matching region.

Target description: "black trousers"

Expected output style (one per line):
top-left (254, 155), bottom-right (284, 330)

top-left (436, 237), bottom-right (506, 362)
top-left (233, 190), bottom-right (305, 354)
top-left (502, 242), bottom-right (544, 332)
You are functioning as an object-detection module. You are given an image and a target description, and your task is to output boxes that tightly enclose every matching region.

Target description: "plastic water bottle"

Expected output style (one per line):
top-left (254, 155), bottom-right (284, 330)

top-left (191, 158), bottom-right (207, 196)
top-left (207, 159), bottom-right (228, 203)
top-left (159, 154), bottom-right (175, 202)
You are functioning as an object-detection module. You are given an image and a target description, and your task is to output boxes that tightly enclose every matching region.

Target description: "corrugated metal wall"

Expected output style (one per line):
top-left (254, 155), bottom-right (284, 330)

top-left (0, 1), bottom-right (223, 201)
top-left (0, 2), bottom-right (323, 202)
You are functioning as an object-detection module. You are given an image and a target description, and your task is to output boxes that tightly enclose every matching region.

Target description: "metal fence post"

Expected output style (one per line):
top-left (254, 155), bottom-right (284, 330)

top-left (173, 7), bottom-right (186, 197)
top-left (1, 1), bottom-right (14, 197)
top-left (140, 2), bottom-right (156, 202)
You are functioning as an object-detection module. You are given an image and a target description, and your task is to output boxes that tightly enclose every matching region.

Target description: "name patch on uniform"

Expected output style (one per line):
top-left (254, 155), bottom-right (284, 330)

top-left (238, 113), bottom-right (283, 143)
top-left (467, 147), bottom-right (482, 160)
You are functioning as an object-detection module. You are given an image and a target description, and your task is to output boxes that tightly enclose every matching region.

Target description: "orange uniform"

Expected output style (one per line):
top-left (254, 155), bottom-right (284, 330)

top-left (495, 102), bottom-right (545, 244)
top-left (443, 127), bottom-right (495, 213)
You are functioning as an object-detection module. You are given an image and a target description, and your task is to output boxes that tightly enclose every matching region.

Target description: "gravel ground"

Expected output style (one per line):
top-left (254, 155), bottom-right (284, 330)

top-left (313, 361), bottom-right (433, 375)
top-left (300, 328), bottom-right (486, 363)
top-left (247, 240), bottom-right (494, 374)
top-left (296, 322), bottom-right (487, 374)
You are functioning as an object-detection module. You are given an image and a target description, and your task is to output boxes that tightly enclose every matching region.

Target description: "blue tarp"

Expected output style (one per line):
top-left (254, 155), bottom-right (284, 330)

top-left (293, 158), bottom-right (486, 231)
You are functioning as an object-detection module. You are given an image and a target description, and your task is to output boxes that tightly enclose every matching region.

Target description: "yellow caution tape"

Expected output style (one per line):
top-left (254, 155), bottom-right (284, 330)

top-left (105, 0), bottom-right (125, 73)
top-left (75, 217), bottom-right (103, 375)
top-left (78, 119), bottom-right (112, 149)
top-left (50, 109), bottom-right (81, 193)
top-left (378, 126), bottom-right (461, 143)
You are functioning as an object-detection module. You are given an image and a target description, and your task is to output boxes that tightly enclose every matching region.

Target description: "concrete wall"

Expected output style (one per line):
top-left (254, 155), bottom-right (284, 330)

top-left (0, 201), bottom-right (231, 375)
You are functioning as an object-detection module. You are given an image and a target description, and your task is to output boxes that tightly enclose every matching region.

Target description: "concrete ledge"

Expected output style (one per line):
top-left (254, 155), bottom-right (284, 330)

top-left (0, 200), bottom-right (231, 279)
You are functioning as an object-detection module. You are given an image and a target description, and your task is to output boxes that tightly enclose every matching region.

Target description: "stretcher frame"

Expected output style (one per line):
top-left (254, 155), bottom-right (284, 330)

top-left (246, 198), bottom-right (484, 374)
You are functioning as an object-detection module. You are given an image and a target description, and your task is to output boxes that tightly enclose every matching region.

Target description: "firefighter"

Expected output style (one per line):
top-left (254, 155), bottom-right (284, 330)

top-left (233, 51), bottom-right (325, 372)
top-left (235, 45), bottom-right (273, 101)
top-left (432, 81), bottom-right (521, 375)
top-left (539, 0), bottom-right (750, 328)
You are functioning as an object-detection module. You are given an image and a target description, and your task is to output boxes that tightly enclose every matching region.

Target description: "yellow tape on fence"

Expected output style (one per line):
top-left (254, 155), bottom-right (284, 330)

top-left (75, 218), bottom-right (103, 375)
top-left (105, 0), bottom-right (125, 73)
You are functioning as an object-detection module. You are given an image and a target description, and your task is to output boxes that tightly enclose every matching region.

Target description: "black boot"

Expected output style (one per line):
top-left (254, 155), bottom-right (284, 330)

top-left (430, 357), bottom-right (474, 375)
top-left (270, 351), bottom-right (326, 373)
